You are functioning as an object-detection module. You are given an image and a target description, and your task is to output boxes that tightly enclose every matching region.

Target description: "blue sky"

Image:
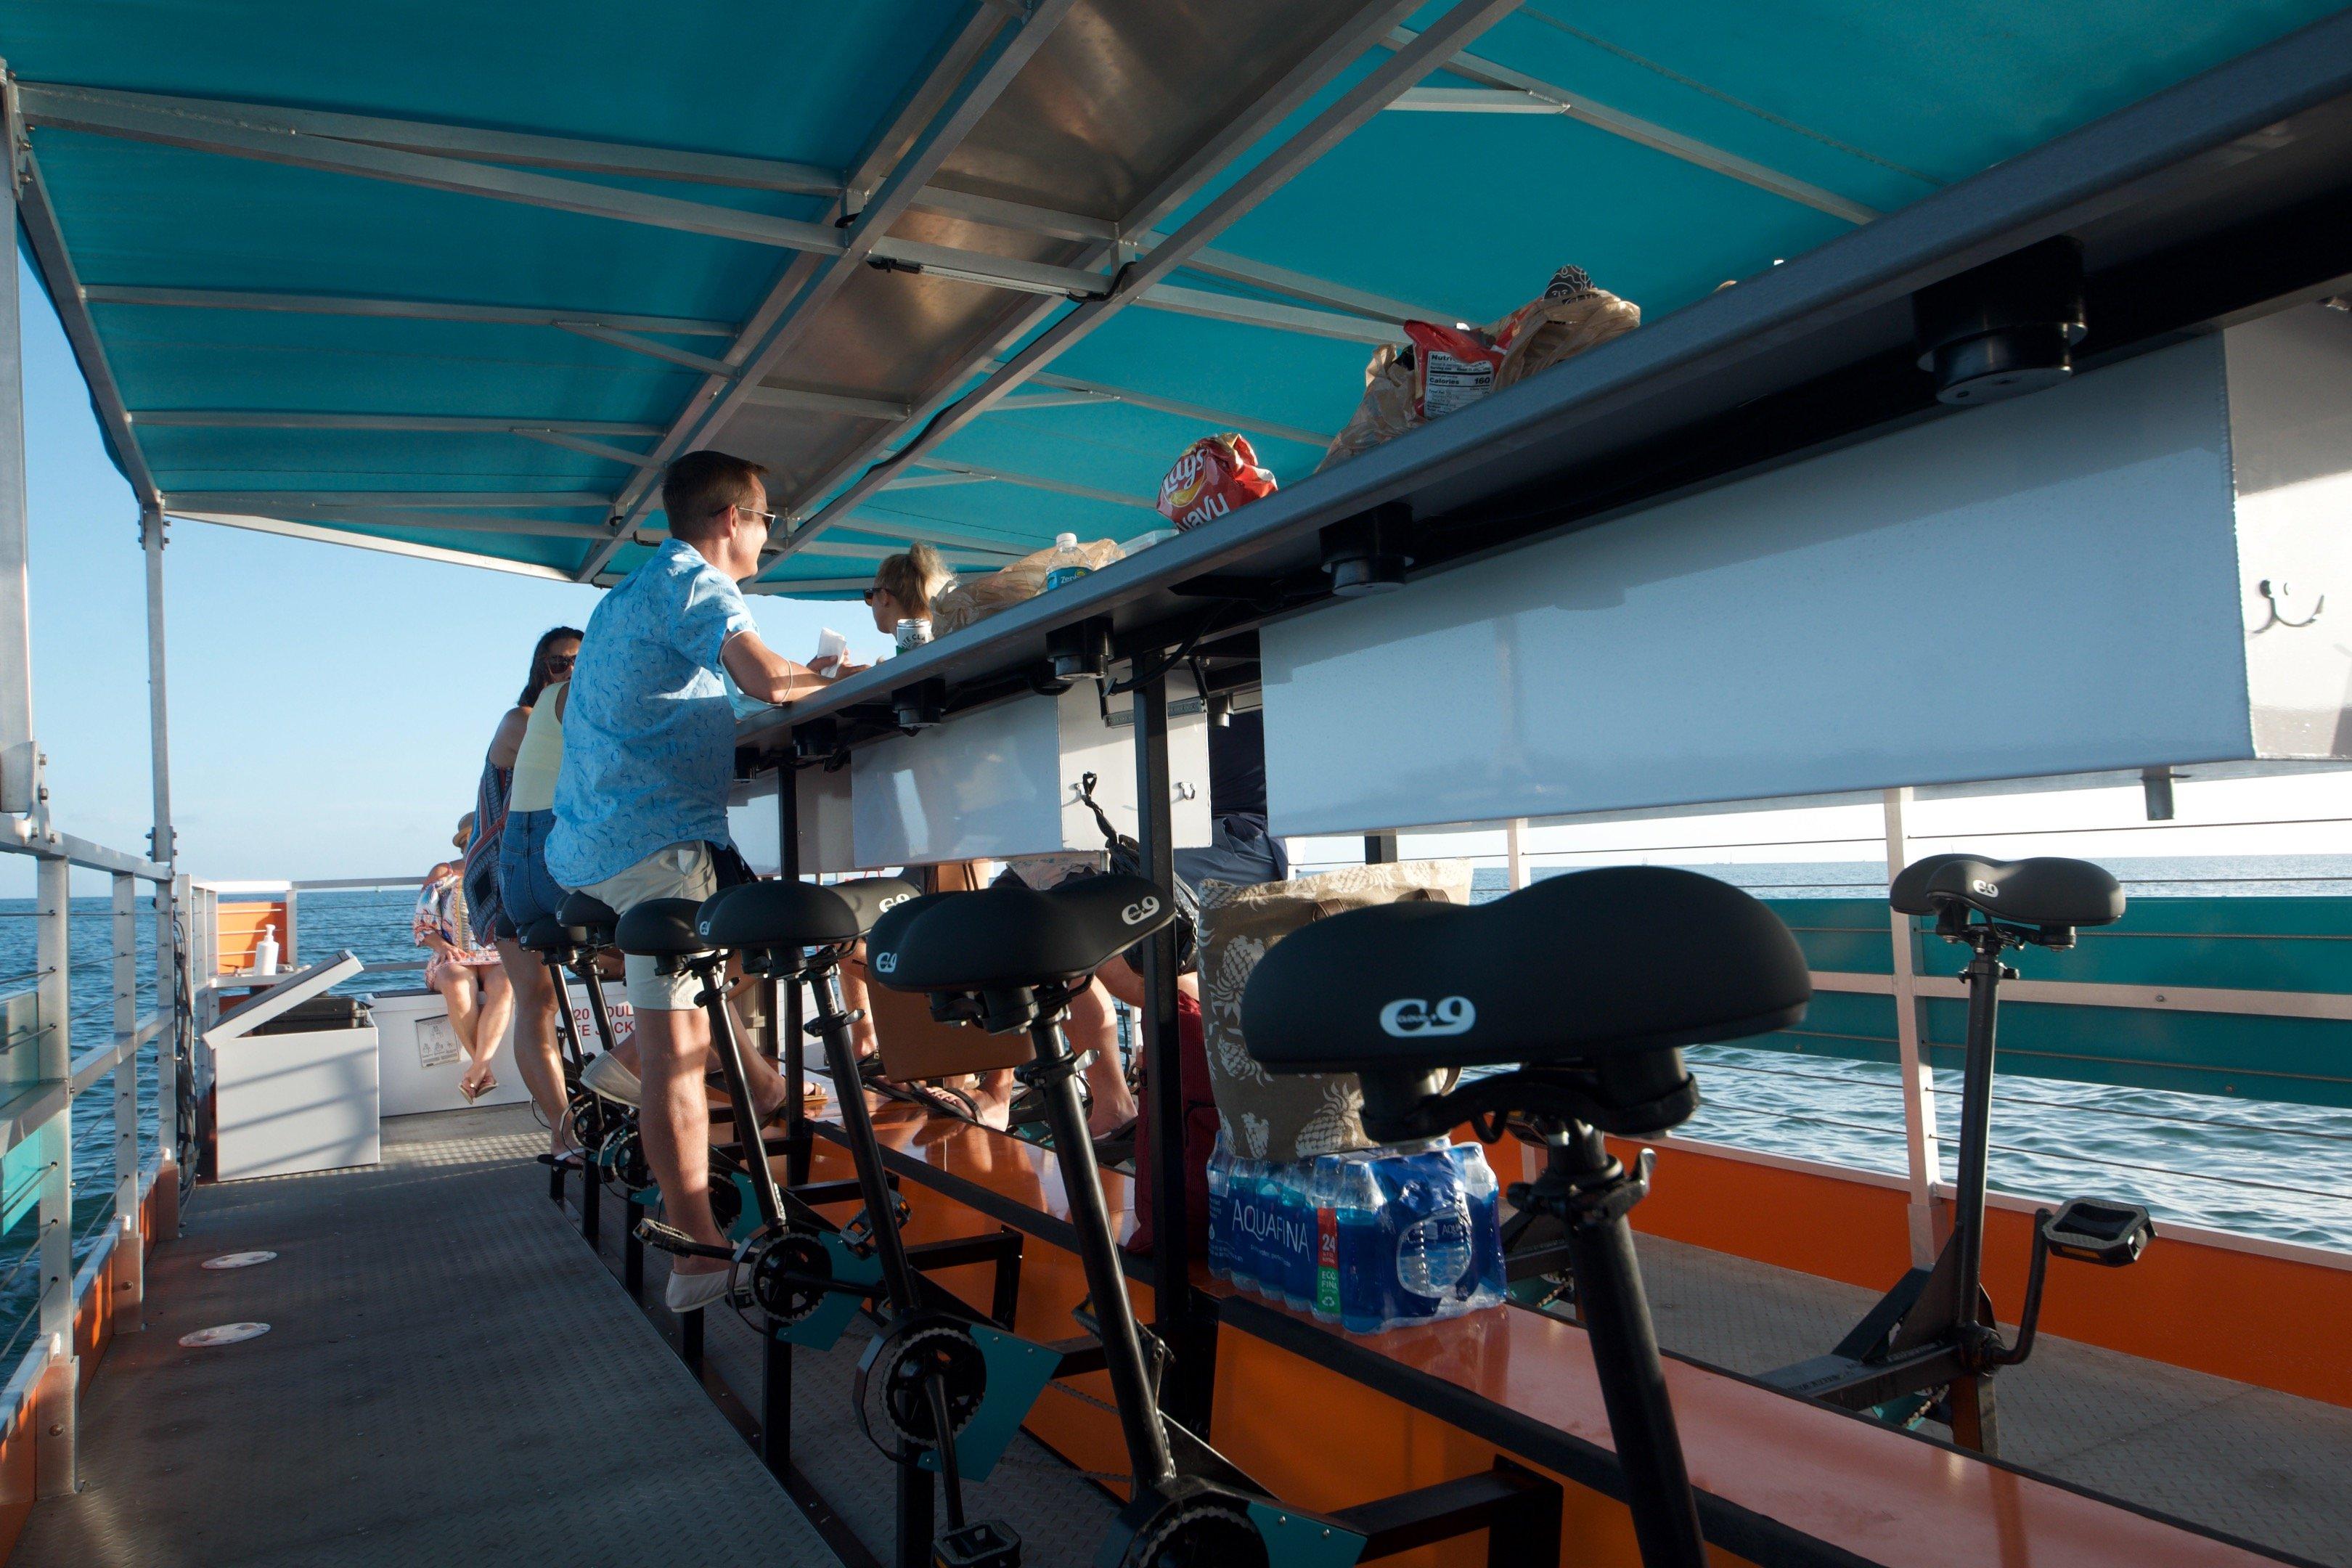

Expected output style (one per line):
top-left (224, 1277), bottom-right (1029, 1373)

top-left (6, 258), bottom-right (892, 896)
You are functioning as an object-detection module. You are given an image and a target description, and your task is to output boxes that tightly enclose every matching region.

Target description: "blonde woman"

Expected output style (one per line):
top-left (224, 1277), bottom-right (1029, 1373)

top-left (865, 542), bottom-right (954, 640)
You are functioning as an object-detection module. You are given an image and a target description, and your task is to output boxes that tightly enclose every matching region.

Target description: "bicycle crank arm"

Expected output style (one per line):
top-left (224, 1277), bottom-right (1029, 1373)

top-left (633, 1218), bottom-right (735, 1262)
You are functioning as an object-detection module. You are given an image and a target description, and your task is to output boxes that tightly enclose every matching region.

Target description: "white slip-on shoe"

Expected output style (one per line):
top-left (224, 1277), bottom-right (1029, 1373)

top-left (581, 1053), bottom-right (641, 1108)
top-left (664, 1265), bottom-right (733, 1314)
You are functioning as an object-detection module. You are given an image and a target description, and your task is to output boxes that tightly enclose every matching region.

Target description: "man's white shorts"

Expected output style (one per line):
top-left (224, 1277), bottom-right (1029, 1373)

top-left (574, 841), bottom-right (716, 1012)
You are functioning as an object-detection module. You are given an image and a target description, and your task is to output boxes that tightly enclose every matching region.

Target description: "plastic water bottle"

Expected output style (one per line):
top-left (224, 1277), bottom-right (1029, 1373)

top-left (1042, 532), bottom-right (1093, 592)
top-left (1280, 1162), bottom-right (1318, 1312)
top-left (1383, 1143), bottom-right (1470, 1325)
top-left (1252, 1161), bottom-right (1289, 1301)
top-left (1227, 1157), bottom-right (1263, 1294)
top-left (1450, 1141), bottom-right (1508, 1310)
top-left (1334, 1154), bottom-right (1390, 1335)
top-left (1310, 1156), bottom-right (1344, 1325)
top-left (1206, 1128), bottom-right (1233, 1282)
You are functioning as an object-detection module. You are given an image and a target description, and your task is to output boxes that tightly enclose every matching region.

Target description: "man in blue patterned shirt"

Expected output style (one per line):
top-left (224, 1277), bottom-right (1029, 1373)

top-left (550, 450), bottom-right (851, 1311)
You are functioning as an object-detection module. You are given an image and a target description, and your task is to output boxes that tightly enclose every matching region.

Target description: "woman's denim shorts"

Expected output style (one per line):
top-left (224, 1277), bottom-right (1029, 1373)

top-left (499, 808), bottom-right (568, 931)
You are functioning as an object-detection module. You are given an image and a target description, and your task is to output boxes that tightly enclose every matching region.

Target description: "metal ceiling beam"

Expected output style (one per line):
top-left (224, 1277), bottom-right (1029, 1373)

top-left (171, 511), bottom-right (581, 580)
top-left (556, 322), bottom-right (734, 377)
top-left (187, 506), bottom-right (633, 539)
top-left (1388, 86), bottom-right (1561, 113)
top-left (1132, 283), bottom-right (1401, 343)
top-left (767, 0), bottom-right (1442, 562)
top-left (126, 411), bottom-right (666, 435)
top-left (160, 489), bottom-right (610, 509)
top-left (1175, 246), bottom-right (1449, 327)
top-left (511, 429), bottom-right (657, 466)
top-left (20, 82), bottom-right (1105, 301)
top-left (903, 460), bottom-right (1162, 511)
top-left (738, 383), bottom-right (912, 422)
top-left (822, 513), bottom-right (1040, 556)
top-left (1022, 371), bottom-right (1336, 449)
top-left (81, 285), bottom-right (737, 336)
top-left (581, 0), bottom-right (1078, 581)
top-left (18, 82), bottom-right (849, 248)
top-left (1395, 28), bottom-right (1879, 225)
top-left (13, 139), bottom-right (160, 508)
top-left (31, 85), bottom-right (842, 195)
top-left (781, 0), bottom-right (1522, 557)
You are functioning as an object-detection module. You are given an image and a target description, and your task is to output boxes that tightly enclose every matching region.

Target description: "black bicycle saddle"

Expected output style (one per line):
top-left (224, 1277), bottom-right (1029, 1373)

top-left (867, 890), bottom-right (958, 976)
top-left (557, 892), bottom-right (618, 945)
top-left (873, 874), bottom-right (1174, 993)
top-left (1889, 854), bottom-right (2123, 928)
top-left (697, 876), bottom-right (920, 952)
top-left (517, 915), bottom-right (568, 955)
top-left (1241, 867), bottom-right (1810, 1075)
top-left (614, 897), bottom-right (711, 958)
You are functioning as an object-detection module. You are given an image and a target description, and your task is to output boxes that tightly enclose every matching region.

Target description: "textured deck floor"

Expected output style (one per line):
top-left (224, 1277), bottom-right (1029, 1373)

top-left (1632, 1232), bottom-right (2352, 1567)
top-left (15, 1108), bottom-right (839, 1568)
top-left (33, 1106), bottom-right (2343, 1567)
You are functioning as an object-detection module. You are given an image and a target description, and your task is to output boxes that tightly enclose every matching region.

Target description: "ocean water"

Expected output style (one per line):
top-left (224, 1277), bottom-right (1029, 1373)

top-left (3, 863), bottom-right (2348, 1350)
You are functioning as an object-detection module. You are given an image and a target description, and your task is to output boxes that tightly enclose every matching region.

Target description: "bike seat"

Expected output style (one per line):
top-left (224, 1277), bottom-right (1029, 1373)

top-left (517, 916), bottom-right (569, 955)
top-left (833, 876), bottom-right (923, 936)
top-left (867, 891), bottom-right (959, 973)
top-left (1241, 867), bottom-right (1811, 1075)
top-left (873, 874), bottom-right (1173, 993)
top-left (557, 892), bottom-right (619, 945)
top-left (614, 897), bottom-right (712, 959)
top-left (1889, 854), bottom-right (2123, 928)
top-left (696, 876), bottom-right (920, 951)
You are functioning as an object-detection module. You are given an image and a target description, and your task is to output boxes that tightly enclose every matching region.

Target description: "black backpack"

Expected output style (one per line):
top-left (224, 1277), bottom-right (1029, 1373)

top-left (1074, 771), bottom-right (1199, 971)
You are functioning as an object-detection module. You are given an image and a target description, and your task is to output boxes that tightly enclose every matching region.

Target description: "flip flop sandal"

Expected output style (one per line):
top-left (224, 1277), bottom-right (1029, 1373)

top-left (887, 1080), bottom-right (981, 1122)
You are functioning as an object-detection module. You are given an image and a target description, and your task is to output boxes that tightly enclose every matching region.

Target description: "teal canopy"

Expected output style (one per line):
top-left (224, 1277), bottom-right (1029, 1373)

top-left (5, 0), bottom-right (2340, 591)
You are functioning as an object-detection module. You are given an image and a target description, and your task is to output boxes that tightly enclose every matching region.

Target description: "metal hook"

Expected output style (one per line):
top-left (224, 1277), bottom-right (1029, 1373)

top-left (2256, 579), bottom-right (2324, 630)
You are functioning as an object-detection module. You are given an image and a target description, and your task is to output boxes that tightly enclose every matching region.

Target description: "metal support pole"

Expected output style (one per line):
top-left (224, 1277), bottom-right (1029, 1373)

top-left (1364, 831), bottom-right (1397, 865)
top-left (1505, 819), bottom-right (1527, 891)
top-left (1883, 788), bottom-right (1941, 1265)
top-left (776, 764), bottom-right (809, 1185)
top-left (0, 125), bottom-right (33, 818)
top-left (1132, 672), bottom-right (1210, 1432)
top-left (110, 873), bottom-right (142, 1330)
top-left (34, 851), bottom-right (77, 1497)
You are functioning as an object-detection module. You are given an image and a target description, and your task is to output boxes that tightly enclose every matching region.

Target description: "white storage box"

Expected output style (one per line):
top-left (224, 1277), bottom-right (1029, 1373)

top-left (208, 955), bottom-right (380, 1180)
top-left (371, 982), bottom-right (634, 1118)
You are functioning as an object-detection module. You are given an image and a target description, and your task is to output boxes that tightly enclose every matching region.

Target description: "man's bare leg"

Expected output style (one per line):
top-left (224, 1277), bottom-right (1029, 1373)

top-left (1066, 979), bottom-right (1138, 1137)
top-left (637, 1003), bottom-right (729, 1275)
top-left (839, 947), bottom-right (881, 1059)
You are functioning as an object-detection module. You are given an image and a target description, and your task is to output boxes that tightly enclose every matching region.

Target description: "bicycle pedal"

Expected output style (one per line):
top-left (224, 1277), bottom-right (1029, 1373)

top-left (934, 1519), bottom-right (1021, 1568)
top-left (634, 1218), bottom-right (732, 1261)
top-left (2042, 1197), bottom-right (2155, 1266)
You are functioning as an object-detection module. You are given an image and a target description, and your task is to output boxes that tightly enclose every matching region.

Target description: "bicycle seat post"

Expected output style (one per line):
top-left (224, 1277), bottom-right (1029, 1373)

top-left (804, 952), bottom-right (923, 1315)
top-left (1948, 923), bottom-right (2013, 1377)
top-left (1016, 1001), bottom-right (1178, 1492)
top-left (661, 937), bottom-right (787, 1236)
top-left (1522, 1122), bottom-right (1705, 1568)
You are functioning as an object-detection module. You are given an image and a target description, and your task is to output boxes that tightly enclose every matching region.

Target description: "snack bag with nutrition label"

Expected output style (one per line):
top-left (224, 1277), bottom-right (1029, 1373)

top-left (1319, 266), bottom-right (1641, 472)
top-left (1157, 433), bottom-right (1278, 531)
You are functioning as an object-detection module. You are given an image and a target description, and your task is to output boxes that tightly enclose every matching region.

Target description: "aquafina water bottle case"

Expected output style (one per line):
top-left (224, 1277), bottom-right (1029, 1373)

top-left (1215, 1132), bottom-right (1507, 1334)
